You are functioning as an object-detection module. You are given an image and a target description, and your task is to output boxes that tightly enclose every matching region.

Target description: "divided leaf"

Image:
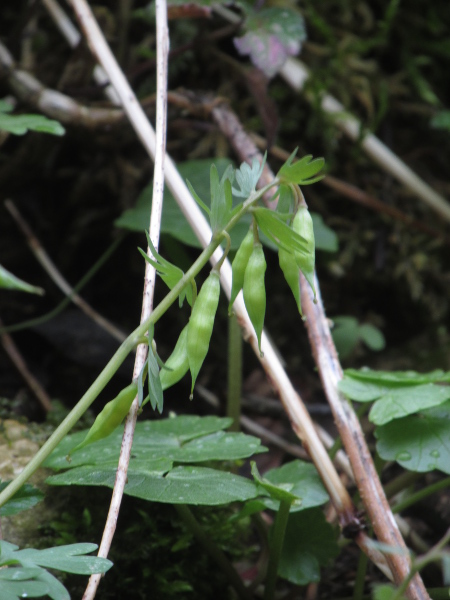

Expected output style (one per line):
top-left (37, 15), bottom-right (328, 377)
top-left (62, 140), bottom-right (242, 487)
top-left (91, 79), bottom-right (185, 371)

top-left (0, 112), bottom-right (65, 136)
top-left (232, 156), bottom-right (266, 198)
top-left (339, 369), bottom-right (450, 425)
top-left (45, 416), bottom-right (266, 506)
top-left (277, 151), bottom-right (325, 186)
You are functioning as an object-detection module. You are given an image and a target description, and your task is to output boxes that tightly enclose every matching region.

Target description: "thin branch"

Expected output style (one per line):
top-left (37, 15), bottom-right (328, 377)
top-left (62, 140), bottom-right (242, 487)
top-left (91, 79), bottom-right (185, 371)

top-left (4, 200), bottom-right (126, 343)
top-left (0, 41), bottom-right (123, 128)
top-left (0, 317), bottom-right (53, 412)
top-left (42, 0), bottom-right (121, 104)
top-left (250, 133), bottom-right (450, 246)
top-left (74, 0), bottom-right (169, 597)
top-left (56, 0), bottom-right (384, 587)
top-left (209, 100), bottom-right (430, 596)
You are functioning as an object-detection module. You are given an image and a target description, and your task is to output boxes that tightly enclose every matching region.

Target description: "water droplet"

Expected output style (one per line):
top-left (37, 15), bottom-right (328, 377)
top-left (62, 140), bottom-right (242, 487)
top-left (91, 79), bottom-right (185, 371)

top-left (22, 594), bottom-right (28, 598)
top-left (430, 450), bottom-right (440, 458)
top-left (427, 464), bottom-right (437, 471)
top-left (396, 451), bottom-right (411, 461)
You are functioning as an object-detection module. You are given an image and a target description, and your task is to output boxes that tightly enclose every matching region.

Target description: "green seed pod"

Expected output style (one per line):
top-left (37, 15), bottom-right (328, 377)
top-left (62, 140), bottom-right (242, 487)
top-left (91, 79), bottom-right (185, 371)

top-left (159, 325), bottom-right (189, 391)
top-left (279, 247), bottom-right (302, 316)
top-left (71, 383), bottom-right (138, 454)
top-left (228, 228), bottom-right (254, 313)
top-left (243, 243), bottom-right (266, 355)
top-left (293, 206), bottom-right (316, 299)
top-left (187, 270), bottom-right (221, 397)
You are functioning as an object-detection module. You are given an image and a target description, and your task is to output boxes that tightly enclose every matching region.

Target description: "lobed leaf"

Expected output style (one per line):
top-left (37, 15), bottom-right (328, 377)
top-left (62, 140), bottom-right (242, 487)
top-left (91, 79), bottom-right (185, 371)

top-left (0, 483), bottom-right (43, 517)
top-left (278, 509), bottom-right (339, 585)
top-left (375, 401), bottom-right (450, 474)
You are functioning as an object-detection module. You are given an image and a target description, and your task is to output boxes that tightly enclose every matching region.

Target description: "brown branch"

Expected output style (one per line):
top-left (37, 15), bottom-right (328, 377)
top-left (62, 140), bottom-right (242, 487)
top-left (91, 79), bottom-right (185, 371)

top-left (210, 101), bottom-right (429, 599)
top-left (0, 41), bottom-right (123, 128)
top-left (0, 317), bottom-right (53, 412)
top-left (4, 200), bottom-right (127, 344)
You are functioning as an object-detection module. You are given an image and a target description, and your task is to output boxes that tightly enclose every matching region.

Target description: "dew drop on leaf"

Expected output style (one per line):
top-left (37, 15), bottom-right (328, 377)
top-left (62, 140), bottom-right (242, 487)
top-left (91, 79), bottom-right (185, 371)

top-left (395, 451), bottom-right (412, 461)
top-left (430, 450), bottom-right (440, 458)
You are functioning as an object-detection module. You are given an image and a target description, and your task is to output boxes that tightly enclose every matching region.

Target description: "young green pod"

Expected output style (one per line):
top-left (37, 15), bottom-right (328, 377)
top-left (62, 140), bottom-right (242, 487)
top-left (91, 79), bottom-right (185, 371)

top-left (243, 243), bottom-right (266, 355)
top-left (159, 324), bottom-right (189, 391)
top-left (71, 383), bottom-right (138, 454)
top-left (187, 270), bottom-right (221, 397)
top-left (228, 228), bottom-right (254, 313)
top-left (293, 206), bottom-right (316, 299)
top-left (278, 247), bottom-right (302, 316)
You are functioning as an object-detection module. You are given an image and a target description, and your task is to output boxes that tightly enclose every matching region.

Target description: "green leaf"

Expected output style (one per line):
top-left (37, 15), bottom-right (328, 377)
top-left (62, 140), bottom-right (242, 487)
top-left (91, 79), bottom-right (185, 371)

top-left (0, 99), bottom-right (14, 113)
top-left (278, 509), bottom-right (339, 585)
top-left (0, 566), bottom-right (49, 600)
top-left (358, 324), bottom-right (386, 351)
top-left (0, 264), bottom-right (44, 295)
top-left (251, 462), bottom-right (301, 505)
top-left (48, 464), bottom-right (259, 506)
top-left (45, 416), bottom-right (266, 505)
top-left (431, 110), bottom-right (450, 131)
top-left (0, 113), bottom-right (65, 136)
top-left (12, 544), bottom-right (112, 576)
top-left (259, 460), bottom-right (329, 512)
top-left (0, 540), bottom-right (111, 600)
top-left (209, 164), bottom-right (234, 233)
top-left (46, 419), bottom-right (265, 469)
top-left (339, 370), bottom-right (450, 425)
top-left (139, 232), bottom-right (192, 307)
top-left (232, 156), bottom-right (265, 198)
top-left (0, 483), bottom-right (44, 516)
top-left (311, 212), bottom-right (338, 252)
top-left (376, 401), bottom-right (450, 473)
top-left (253, 207), bottom-right (308, 254)
top-left (331, 317), bottom-right (360, 359)
top-left (115, 159), bottom-right (253, 249)
top-left (277, 152), bottom-right (325, 186)
top-left (372, 585), bottom-right (401, 600)
top-left (343, 368), bottom-right (448, 386)
top-left (234, 8), bottom-right (306, 78)
top-left (147, 349), bottom-right (164, 413)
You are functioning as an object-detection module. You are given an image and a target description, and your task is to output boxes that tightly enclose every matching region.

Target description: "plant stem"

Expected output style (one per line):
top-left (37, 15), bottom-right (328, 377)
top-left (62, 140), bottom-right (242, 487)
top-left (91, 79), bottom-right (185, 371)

top-left (227, 313), bottom-right (243, 432)
top-left (393, 477), bottom-right (450, 514)
top-left (263, 500), bottom-right (291, 600)
top-left (0, 236), bottom-right (224, 509)
top-left (174, 504), bottom-right (253, 600)
top-left (353, 550), bottom-right (369, 600)
top-left (0, 183), bottom-right (275, 510)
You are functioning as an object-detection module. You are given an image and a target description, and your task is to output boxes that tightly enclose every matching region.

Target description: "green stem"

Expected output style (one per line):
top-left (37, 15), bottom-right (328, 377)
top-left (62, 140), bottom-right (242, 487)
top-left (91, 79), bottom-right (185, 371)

top-left (353, 550), bottom-right (369, 600)
top-left (263, 500), bottom-right (291, 600)
top-left (174, 504), bottom-right (253, 600)
top-left (227, 313), bottom-right (243, 432)
top-left (392, 476), bottom-right (450, 514)
top-left (0, 237), bottom-right (222, 509)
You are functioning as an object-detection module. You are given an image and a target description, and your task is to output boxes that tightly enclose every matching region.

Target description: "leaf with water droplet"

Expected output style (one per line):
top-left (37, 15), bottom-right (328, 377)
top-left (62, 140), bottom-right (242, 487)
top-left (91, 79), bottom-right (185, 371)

top-left (376, 401), bottom-right (450, 474)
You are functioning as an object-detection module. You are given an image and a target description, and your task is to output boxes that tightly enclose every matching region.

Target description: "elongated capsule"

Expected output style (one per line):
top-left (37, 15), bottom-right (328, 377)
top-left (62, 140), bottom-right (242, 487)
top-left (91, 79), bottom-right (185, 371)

top-left (160, 325), bottom-right (189, 391)
top-left (187, 270), bottom-right (221, 397)
top-left (228, 228), bottom-right (254, 313)
top-left (71, 383), bottom-right (138, 454)
top-left (293, 206), bottom-right (316, 299)
top-left (243, 243), bottom-right (266, 355)
top-left (279, 247), bottom-right (302, 316)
